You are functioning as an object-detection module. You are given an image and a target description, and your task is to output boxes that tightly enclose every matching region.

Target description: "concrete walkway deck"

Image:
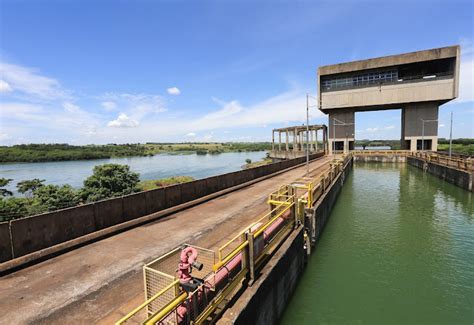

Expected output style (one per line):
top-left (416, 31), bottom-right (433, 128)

top-left (0, 156), bottom-right (332, 324)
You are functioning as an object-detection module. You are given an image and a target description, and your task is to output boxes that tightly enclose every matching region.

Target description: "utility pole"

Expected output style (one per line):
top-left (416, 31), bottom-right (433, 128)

top-left (306, 93), bottom-right (310, 176)
top-left (449, 111), bottom-right (453, 158)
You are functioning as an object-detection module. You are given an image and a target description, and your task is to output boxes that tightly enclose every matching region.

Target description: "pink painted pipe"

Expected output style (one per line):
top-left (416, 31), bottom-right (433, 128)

top-left (173, 209), bottom-right (292, 324)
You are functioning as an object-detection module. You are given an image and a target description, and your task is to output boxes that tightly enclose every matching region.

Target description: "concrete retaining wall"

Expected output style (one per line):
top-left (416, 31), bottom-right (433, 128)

top-left (408, 157), bottom-right (473, 191)
top-left (220, 156), bottom-right (353, 324)
top-left (0, 222), bottom-right (12, 262)
top-left (0, 153), bottom-right (324, 264)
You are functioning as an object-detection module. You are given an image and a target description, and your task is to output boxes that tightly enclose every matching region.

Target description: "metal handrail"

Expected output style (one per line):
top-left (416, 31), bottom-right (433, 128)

top-left (116, 279), bottom-right (180, 324)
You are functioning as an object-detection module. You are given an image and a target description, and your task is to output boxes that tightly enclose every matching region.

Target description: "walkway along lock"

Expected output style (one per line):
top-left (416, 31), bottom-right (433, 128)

top-left (116, 155), bottom-right (351, 325)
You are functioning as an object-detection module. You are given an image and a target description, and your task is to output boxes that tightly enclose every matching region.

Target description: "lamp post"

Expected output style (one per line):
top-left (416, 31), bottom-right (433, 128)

top-left (305, 94), bottom-right (319, 176)
top-left (421, 118), bottom-right (438, 151)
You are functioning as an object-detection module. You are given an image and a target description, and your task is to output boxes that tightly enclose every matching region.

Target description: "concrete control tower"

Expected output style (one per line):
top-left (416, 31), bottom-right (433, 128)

top-left (317, 45), bottom-right (460, 153)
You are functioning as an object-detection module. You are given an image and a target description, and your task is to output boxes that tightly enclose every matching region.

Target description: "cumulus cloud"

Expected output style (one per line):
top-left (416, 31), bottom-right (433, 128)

top-left (0, 62), bottom-right (67, 100)
top-left (186, 132), bottom-right (196, 137)
top-left (101, 101), bottom-right (117, 111)
top-left (0, 80), bottom-right (12, 93)
top-left (167, 87), bottom-right (181, 95)
top-left (107, 113), bottom-right (139, 128)
top-left (186, 90), bottom-right (320, 131)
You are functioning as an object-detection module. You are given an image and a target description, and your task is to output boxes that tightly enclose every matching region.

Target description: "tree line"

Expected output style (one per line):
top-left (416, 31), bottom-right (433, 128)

top-left (0, 164), bottom-right (140, 221)
top-left (0, 143), bottom-right (150, 163)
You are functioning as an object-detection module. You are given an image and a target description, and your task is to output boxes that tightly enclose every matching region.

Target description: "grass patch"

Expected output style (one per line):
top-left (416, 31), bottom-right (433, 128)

top-left (138, 176), bottom-right (195, 191)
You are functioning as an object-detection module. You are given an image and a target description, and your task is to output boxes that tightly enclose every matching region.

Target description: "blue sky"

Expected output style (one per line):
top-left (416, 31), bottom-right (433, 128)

top-left (0, 0), bottom-right (473, 144)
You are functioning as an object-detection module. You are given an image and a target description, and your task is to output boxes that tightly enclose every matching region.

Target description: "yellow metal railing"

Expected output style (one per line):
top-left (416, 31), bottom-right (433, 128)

top-left (116, 279), bottom-right (180, 324)
top-left (412, 152), bottom-right (473, 172)
top-left (351, 150), bottom-right (411, 156)
top-left (214, 195), bottom-right (294, 272)
top-left (119, 153), bottom-right (352, 325)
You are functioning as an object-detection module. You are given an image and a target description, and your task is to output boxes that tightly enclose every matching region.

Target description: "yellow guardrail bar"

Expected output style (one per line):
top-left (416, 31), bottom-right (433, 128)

top-left (144, 291), bottom-right (188, 325)
top-left (213, 240), bottom-right (249, 272)
top-left (116, 279), bottom-right (179, 324)
top-left (253, 203), bottom-right (293, 238)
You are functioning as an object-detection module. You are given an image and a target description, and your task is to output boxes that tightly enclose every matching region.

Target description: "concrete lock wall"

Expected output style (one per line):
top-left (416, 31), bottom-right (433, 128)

top-left (0, 153), bottom-right (324, 263)
top-left (408, 157), bottom-right (473, 191)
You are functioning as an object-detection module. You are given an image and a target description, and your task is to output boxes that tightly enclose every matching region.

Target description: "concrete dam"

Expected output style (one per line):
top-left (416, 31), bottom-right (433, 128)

top-left (0, 45), bottom-right (473, 324)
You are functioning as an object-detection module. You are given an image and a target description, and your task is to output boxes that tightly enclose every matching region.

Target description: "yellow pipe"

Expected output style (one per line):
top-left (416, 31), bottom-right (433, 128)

top-left (115, 280), bottom-right (179, 324)
top-left (144, 292), bottom-right (188, 325)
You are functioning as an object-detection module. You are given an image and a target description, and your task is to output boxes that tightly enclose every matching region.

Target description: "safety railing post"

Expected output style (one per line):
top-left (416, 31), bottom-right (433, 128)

top-left (241, 233), bottom-right (248, 272)
top-left (247, 231), bottom-right (255, 285)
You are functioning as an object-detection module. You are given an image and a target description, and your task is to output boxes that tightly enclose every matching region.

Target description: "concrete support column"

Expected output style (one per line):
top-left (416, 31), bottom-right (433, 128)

top-left (310, 129), bottom-right (314, 151)
top-left (293, 129), bottom-right (297, 152)
top-left (271, 130), bottom-right (275, 151)
top-left (286, 130), bottom-right (289, 151)
top-left (329, 110), bottom-right (355, 154)
top-left (278, 131), bottom-right (281, 151)
top-left (315, 130), bottom-right (318, 151)
top-left (402, 102), bottom-right (439, 152)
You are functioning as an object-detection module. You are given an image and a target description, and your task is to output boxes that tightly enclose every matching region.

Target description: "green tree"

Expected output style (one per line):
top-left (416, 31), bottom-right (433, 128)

top-left (0, 178), bottom-right (13, 197)
top-left (0, 197), bottom-right (29, 221)
top-left (32, 184), bottom-right (80, 212)
top-left (17, 178), bottom-right (45, 198)
top-left (80, 164), bottom-right (140, 202)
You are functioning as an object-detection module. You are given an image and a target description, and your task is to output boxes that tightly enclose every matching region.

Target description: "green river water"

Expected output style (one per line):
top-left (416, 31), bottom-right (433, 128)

top-left (280, 162), bottom-right (473, 325)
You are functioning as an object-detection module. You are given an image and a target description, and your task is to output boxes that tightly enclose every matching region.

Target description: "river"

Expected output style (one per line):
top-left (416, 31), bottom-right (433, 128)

top-left (281, 162), bottom-right (474, 324)
top-left (0, 151), bottom-right (267, 195)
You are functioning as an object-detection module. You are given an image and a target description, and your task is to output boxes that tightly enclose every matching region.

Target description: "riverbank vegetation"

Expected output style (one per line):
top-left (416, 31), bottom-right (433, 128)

top-left (0, 142), bottom-right (271, 163)
top-left (0, 164), bottom-right (195, 221)
top-left (138, 176), bottom-right (194, 191)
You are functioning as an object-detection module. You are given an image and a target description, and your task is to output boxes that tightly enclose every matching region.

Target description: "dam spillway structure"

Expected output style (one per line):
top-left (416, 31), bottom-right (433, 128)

top-left (317, 45), bottom-right (461, 154)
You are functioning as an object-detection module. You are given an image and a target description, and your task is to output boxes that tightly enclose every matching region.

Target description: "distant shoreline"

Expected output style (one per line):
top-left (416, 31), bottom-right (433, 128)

top-left (0, 143), bottom-right (271, 163)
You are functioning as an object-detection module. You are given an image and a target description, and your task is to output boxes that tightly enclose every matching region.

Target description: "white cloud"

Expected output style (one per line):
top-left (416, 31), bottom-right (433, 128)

top-left (365, 127), bottom-right (379, 133)
top-left (457, 39), bottom-right (474, 103)
top-left (0, 133), bottom-right (11, 142)
top-left (188, 89), bottom-right (321, 131)
top-left (186, 132), bottom-right (196, 137)
top-left (167, 87), bottom-right (181, 95)
top-left (0, 80), bottom-right (12, 93)
top-left (107, 113), bottom-right (139, 128)
top-left (0, 62), bottom-right (67, 100)
top-left (101, 101), bottom-right (117, 111)
top-left (63, 102), bottom-right (81, 113)
top-left (384, 125), bottom-right (395, 130)
top-left (439, 124), bottom-right (445, 127)
top-left (100, 92), bottom-right (166, 119)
